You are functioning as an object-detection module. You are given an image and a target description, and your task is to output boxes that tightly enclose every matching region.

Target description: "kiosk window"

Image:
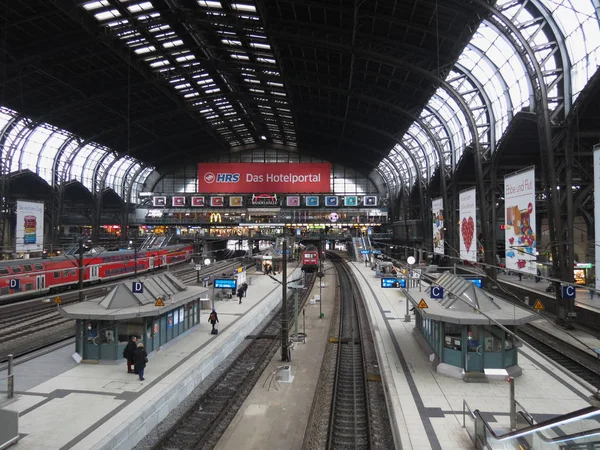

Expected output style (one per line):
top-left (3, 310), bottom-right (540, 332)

top-left (484, 326), bottom-right (503, 352)
top-left (444, 322), bottom-right (462, 351)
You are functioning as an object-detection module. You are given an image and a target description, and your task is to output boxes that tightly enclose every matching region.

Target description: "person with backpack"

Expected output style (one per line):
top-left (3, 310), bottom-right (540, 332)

top-left (133, 342), bottom-right (148, 381)
top-left (237, 286), bottom-right (244, 304)
top-left (208, 309), bottom-right (219, 334)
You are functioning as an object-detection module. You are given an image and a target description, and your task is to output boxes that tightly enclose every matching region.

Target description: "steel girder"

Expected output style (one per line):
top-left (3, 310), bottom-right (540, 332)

top-left (473, 1), bottom-right (571, 318)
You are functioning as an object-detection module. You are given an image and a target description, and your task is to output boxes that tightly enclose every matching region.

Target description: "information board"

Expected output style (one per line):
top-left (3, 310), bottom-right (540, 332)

top-left (214, 278), bottom-right (237, 289)
top-left (381, 278), bottom-right (406, 288)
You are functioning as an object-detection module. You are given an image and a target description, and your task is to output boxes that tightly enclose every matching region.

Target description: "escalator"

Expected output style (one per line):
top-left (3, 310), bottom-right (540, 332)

top-left (464, 401), bottom-right (600, 449)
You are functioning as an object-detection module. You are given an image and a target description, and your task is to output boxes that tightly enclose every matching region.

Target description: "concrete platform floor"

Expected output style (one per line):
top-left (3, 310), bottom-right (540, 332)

top-left (214, 262), bottom-right (335, 450)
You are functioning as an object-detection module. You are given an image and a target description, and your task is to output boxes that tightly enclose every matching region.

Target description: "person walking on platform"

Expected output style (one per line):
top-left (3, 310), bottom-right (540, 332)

top-left (134, 342), bottom-right (148, 381)
top-left (242, 282), bottom-right (248, 297)
top-left (208, 309), bottom-right (219, 333)
top-left (123, 336), bottom-right (137, 374)
top-left (237, 286), bottom-right (244, 304)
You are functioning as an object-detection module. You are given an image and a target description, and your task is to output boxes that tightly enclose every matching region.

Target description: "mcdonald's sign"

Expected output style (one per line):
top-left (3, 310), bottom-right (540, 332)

top-left (210, 213), bottom-right (222, 223)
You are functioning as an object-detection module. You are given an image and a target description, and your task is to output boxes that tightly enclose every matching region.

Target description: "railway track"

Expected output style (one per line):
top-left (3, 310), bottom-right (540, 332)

top-left (153, 273), bottom-right (316, 450)
top-left (517, 324), bottom-right (600, 389)
top-left (304, 254), bottom-right (393, 450)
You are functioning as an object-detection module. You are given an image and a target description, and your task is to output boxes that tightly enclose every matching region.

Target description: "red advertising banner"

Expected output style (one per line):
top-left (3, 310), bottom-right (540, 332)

top-left (198, 163), bottom-right (331, 193)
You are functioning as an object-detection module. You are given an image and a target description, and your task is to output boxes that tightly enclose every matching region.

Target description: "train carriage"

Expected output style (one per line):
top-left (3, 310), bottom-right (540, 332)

top-left (0, 243), bottom-right (194, 301)
top-left (301, 244), bottom-right (320, 273)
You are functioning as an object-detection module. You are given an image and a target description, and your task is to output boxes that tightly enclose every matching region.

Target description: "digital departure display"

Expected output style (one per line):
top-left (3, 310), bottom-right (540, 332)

top-left (214, 279), bottom-right (237, 289)
top-left (381, 278), bottom-right (406, 289)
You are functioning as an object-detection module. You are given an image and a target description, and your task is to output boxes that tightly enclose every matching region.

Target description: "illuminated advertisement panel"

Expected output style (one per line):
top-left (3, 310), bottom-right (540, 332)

top-left (16, 201), bottom-right (44, 252)
top-left (504, 167), bottom-right (536, 275)
top-left (198, 163), bottom-right (331, 193)
top-left (459, 188), bottom-right (477, 262)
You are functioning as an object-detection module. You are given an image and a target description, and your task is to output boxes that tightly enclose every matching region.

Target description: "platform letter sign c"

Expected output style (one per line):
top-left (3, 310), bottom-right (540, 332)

top-left (132, 282), bottom-right (144, 294)
top-left (561, 285), bottom-right (576, 299)
top-left (431, 286), bottom-right (444, 299)
top-left (9, 279), bottom-right (20, 290)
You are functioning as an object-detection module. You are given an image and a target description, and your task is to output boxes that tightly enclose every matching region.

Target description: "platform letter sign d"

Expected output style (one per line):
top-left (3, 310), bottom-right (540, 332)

top-left (561, 285), bottom-right (576, 299)
top-left (430, 286), bottom-right (444, 299)
top-left (132, 282), bottom-right (144, 294)
top-left (9, 279), bottom-right (20, 290)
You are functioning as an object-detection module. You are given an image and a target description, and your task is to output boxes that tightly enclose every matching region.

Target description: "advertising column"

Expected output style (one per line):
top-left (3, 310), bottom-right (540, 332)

top-left (432, 197), bottom-right (444, 255)
top-left (504, 168), bottom-right (536, 274)
top-left (595, 148), bottom-right (600, 286)
top-left (16, 200), bottom-right (44, 253)
top-left (459, 188), bottom-right (477, 262)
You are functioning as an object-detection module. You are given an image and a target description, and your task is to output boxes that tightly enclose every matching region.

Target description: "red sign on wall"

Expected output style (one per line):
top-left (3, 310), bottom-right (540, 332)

top-left (197, 163), bottom-right (331, 193)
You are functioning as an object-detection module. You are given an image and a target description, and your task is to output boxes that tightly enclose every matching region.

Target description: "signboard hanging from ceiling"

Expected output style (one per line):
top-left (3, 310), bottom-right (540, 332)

top-left (198, 163), bottom-right (331, 193)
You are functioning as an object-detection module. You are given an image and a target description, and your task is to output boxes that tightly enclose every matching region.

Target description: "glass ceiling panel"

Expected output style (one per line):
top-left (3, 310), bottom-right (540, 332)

top-left (38, 130), bottom-right (70, 184)
top-left (80, 0), bottom-right (297, 146)
top-left (536, 0), bottom-right (600, 101)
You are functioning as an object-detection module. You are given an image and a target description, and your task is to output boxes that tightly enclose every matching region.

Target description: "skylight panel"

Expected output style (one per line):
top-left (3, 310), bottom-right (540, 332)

top-left (205, 88), bottom-right (221, 94)
top-left (257, 57), bottom-right (276, 64)
top-left (232, 3), bottom-right (257, 12)
top-left (198, 0), bottom-right (223, 8)
top-left (134, 45), bottom-right (155, 55)
top-left (128, 2), bottom-right (154, 13)
top-left (251, 42), bottom-right (271, 50)
top-left (95, 9), bottom-right (122, 21)
top-left (222, 39), bottom-right (242, 46)
top-left (231, 53), bottom-right (250, 60)
top-left (149, 59), bottom-right (170, 68)
top-left (83, 0), bottom-right (109, 11)
top-left (162, 39), bottom-right (184, 48)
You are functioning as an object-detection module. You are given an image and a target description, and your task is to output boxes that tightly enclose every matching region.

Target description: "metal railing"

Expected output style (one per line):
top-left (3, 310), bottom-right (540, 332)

top-left (0, 355), bottom-right (14, 400)
top-left (463, 399), bottom-right (600, 449)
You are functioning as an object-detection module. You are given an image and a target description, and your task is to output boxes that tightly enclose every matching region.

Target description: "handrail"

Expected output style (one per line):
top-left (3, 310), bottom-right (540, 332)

top-left (473, 406), bottom-right (600, 442)
top-left (463, 399), bottom-right (476, 428)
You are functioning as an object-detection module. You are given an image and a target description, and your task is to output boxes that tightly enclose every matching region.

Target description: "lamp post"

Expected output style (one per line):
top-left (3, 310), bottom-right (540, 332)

top-left (281, 239), bottom-right (289, 361)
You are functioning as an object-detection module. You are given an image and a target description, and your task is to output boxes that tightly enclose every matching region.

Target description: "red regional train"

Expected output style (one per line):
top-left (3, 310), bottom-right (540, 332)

top-left (301, 244), bottom-right (320, 273)
top-left (0, 243), bottom-right (194, 301)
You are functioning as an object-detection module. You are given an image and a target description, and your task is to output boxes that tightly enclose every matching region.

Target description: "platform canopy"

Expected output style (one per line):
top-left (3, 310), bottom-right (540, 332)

top-left (59, 273), bottom-right (206, 320)
top-left (409, 273), bottom-right (539, 325)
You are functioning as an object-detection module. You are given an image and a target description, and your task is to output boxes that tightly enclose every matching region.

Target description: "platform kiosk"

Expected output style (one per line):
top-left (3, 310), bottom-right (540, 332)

top-left (406, 272), bottom-right (539, 381)
top-left (58, 273), bottom-right (206, 361)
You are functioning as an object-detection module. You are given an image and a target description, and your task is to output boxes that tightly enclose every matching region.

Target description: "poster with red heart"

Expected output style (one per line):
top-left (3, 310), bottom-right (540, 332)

top-left (504, 168), bottom-right (536, 274)
top-left (459, 188), bottom-right (477, 262)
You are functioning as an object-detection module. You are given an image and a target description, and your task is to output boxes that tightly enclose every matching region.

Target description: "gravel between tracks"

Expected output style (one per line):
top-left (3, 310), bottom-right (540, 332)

top-left (133, 302), bottom-right (283, 450)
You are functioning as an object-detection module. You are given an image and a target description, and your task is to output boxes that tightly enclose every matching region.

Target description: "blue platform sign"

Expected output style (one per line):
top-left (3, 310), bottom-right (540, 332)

top-left (360, 250), bottom-right (370, 254)
top-left (132, 282), bottom-right (144, 294)
top-left (372, 249), bottom-right (382, 254)
top-left (381, 278), bottom-right (406, 288)
top-left (9, 279), bottom-right (20, 290)
top-left (430, 286), bottom-right (444, 299)
top-left (464, 277), bottom-right (482, 288)
top-left (562, 285), bottom-right (576, 299)
top-left (214, 278), bottom-right (237, 289)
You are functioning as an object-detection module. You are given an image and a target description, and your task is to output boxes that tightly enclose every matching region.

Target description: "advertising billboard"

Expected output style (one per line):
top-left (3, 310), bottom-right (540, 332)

top-left (432, 197), bottom-right (444, 255)
top-left (197, 163), bottom-right (331, 193)
top-left (459, 188), bottom-right (477, 262)
top-left (16, 200), bottom-right (44, 253)
top-left (504, 168), bottom-right (536, 274)
top-left (596, 148), bottom-right (600, 287)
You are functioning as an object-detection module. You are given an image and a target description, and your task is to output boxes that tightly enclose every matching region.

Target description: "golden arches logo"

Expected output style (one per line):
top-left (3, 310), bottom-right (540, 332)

top-left (210, 213), bottom-right (222, 223)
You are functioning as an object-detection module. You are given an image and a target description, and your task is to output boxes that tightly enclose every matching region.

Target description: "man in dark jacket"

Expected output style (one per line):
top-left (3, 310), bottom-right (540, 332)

top-left (134, 342), bottom-right (148, 381)
top-left (242, 282), bottom-right (248, 297)
top-left (237, 287), bottom-right (244, 304)
top-left (208, 309), bottom-right (219, 332)
top-left (123, 336), bottom-right (137, 374)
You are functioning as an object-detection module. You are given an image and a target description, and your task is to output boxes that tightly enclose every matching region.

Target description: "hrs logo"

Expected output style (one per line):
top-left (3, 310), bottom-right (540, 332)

top-left (204, 172), bottom-right (240, 183)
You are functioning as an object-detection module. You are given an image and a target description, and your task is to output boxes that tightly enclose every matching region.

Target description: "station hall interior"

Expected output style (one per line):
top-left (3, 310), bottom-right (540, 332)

top-left (2, 0), bottom-right (600, 449)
